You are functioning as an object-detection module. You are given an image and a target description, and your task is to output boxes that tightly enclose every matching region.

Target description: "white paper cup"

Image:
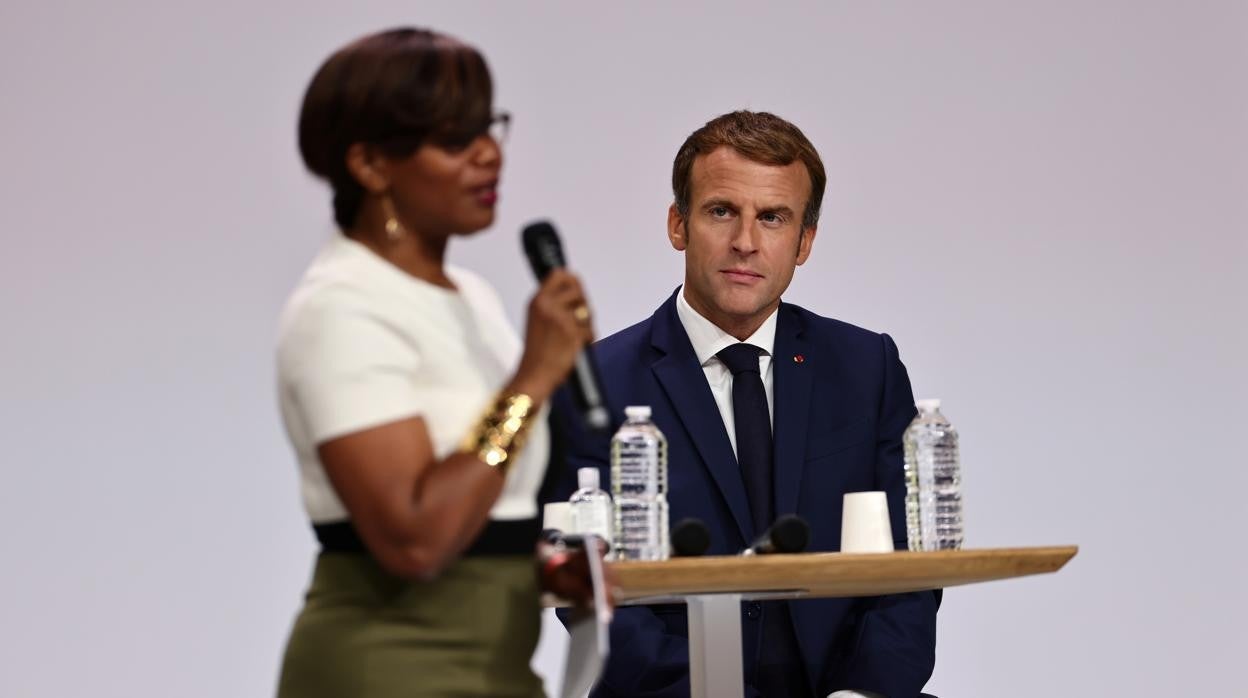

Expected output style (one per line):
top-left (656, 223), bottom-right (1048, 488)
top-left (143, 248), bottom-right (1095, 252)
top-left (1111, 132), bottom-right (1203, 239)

top-left (542, 501), bottom-right (573, 534)
top-left (841, 491), bottom-right (895, 553)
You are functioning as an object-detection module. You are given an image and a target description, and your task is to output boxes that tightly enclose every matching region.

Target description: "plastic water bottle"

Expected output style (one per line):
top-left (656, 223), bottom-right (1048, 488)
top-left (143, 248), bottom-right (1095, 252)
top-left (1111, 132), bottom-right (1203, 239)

top-left (610, 405), bottom-right (669, 560)
top-left (904, 399), bottom-right (964, 551)
top-left (569, 467), bottom-right (614, 549)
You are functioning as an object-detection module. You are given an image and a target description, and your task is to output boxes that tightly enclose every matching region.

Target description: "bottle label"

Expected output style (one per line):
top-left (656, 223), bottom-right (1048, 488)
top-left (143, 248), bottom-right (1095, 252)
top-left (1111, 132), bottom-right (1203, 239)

top-left (573, 500), bottom-right (614, 545)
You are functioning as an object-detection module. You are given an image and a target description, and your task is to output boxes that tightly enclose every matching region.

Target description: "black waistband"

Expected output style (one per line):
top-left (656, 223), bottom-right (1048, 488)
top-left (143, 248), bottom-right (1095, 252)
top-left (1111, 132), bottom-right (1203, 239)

top-left (313, 517), bottom-right (541, 557)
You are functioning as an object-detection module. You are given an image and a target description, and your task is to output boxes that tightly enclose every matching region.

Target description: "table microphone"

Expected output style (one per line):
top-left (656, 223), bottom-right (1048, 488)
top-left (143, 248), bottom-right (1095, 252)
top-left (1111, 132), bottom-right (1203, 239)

top-left (742, 514), bottom-right (809, 555)
top-left (671, 518), bottom-right (711, 557)
top-left (521, 220), bottom-right (611, 432)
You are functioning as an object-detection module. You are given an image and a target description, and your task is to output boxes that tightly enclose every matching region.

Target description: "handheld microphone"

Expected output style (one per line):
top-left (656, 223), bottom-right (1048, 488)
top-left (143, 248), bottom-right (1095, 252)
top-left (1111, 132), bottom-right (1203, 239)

top-left (670, 518), bottom-right (711, 557)
top-left (742, 514), bottom-right (809, 555)
top-left (522, 220), bottom-right (611, 432)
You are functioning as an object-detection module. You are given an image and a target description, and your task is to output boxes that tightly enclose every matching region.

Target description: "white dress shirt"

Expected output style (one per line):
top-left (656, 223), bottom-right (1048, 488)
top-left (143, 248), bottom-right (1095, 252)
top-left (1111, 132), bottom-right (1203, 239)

top-left (674, 286), bottom-right (777, 457)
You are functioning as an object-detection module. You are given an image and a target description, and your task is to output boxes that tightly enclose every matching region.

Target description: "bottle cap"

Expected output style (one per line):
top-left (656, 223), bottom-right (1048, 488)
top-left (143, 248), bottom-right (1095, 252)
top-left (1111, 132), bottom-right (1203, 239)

top-left (624, 405), bottom-right (652, 420)
top-left (577, 467), bottom-right (600, 490)
top-left (915, 398), bottom-right (941, 413)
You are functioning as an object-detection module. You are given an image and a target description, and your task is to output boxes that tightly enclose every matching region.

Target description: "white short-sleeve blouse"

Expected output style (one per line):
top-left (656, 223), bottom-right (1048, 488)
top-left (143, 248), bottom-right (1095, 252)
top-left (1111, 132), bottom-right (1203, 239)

top-left (276, 234), bottom-right (549, 524)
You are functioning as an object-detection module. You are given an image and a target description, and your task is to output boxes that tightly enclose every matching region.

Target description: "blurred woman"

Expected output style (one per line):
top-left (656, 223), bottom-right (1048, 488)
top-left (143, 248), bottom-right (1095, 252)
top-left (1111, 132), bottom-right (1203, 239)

top-left (275, 27), bottom-right (596, 697)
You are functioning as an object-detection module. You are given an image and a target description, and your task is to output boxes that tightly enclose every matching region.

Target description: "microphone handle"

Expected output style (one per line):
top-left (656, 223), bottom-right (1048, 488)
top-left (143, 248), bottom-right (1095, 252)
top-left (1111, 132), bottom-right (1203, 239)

top-left (520, 221), bottom-right (611, 432)
top-left (571, 346), bottom-right (611, 431)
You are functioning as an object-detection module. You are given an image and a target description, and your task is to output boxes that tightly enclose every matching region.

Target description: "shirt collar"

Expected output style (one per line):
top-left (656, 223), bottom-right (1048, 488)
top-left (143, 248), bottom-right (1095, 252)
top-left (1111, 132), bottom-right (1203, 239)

top-left (675, 285), bottom-right (778, 367)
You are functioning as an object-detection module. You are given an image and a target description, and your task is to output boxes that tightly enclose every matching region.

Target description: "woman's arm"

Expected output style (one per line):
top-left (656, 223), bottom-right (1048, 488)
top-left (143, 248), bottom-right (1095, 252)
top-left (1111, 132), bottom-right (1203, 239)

top-left (319, 415), bottom-right (510, 580)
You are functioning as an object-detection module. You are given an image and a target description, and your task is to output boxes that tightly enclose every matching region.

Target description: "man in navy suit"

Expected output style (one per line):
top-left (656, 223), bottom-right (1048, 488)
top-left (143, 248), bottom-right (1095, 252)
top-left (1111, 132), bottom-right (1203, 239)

top-left (563, 110), bottom-right (939, 697)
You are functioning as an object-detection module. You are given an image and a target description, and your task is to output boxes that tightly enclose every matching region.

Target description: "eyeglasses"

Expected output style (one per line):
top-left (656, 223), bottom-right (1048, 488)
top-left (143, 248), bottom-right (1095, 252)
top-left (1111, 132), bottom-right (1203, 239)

top-left (380, 111), bottom-right (513, 154)
top-left (487, 111), bottom-right (511, 145)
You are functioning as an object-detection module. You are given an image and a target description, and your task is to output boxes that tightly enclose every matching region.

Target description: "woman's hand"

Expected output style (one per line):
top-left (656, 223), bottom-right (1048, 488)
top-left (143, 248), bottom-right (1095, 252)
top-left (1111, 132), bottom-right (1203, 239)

top-left (537, 538), bottom-right (616, 611)
top-left (508, 268), bottom-right (594, 405)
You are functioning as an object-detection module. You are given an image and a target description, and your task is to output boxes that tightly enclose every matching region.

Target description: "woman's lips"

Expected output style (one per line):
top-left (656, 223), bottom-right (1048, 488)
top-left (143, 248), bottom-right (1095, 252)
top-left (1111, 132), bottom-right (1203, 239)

top-left (471, 180), bottom-right (499, 206)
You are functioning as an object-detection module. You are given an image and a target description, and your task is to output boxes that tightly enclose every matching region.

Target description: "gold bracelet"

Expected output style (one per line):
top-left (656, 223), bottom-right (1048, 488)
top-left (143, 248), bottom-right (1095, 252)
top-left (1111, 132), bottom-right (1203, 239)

top-left (460, 392), bottom-right (535, 470)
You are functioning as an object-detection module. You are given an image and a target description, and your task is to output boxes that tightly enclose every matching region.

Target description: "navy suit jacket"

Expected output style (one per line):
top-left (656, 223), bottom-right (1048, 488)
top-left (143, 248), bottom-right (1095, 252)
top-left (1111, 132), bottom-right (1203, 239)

top-left (557, 290), bottom-right (939, 698)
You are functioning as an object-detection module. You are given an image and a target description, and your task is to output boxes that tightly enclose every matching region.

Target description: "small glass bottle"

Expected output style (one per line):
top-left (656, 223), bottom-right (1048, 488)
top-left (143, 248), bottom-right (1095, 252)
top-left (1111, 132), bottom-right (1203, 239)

top-left (569, 467), bottom-right (613, 549)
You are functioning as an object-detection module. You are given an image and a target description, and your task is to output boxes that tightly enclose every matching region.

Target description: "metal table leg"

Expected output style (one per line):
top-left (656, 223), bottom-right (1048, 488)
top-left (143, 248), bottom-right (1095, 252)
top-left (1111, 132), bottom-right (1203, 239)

top-left (685, 593), bottom-right (744, 698)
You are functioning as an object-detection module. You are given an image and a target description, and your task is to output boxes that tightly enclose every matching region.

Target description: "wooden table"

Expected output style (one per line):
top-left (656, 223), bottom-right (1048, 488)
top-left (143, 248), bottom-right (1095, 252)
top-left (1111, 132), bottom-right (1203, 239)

top-left (602, 546), bottom-right (1078, 698)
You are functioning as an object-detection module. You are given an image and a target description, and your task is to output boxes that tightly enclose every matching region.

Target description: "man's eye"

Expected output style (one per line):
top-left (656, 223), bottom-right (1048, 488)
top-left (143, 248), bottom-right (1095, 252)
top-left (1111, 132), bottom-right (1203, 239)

top-left (710, 206), bottom-right (730, 218)
top-left (760, 213), bottom-right (783, 224)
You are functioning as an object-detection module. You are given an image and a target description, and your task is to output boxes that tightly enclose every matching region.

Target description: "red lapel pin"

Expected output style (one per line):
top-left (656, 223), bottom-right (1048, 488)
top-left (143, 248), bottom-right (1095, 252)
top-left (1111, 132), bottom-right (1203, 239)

top-left (793, 354), bottom-right (805, 364)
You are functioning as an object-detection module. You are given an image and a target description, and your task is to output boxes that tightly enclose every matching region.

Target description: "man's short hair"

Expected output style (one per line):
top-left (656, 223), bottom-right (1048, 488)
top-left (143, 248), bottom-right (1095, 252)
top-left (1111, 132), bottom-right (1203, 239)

top-left (671, 110), bottom-right (827, 230)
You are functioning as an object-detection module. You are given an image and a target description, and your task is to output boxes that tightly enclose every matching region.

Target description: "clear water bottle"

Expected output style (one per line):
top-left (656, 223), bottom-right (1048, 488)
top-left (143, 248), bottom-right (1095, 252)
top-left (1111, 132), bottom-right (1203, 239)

top-left (610, 405), bottom-right (669, 561)
top-left (569, 467), bottom-right (614, 549)
top-left (904, 399), bottom-right (964, 551)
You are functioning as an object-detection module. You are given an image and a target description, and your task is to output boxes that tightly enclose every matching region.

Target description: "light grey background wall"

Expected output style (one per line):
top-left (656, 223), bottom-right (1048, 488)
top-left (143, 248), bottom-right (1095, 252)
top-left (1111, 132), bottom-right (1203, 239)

top-left (2, 1), bottom-right (1244, 696)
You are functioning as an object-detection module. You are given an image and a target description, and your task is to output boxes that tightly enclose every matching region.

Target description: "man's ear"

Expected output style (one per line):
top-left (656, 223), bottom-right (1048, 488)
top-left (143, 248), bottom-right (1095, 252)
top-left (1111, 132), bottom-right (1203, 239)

top-left (344, 143), bottom-right (391, 194)
top-left (795, 225), bottom-right (817, 266)
top-left (667, 203), bottom-right (688, 252)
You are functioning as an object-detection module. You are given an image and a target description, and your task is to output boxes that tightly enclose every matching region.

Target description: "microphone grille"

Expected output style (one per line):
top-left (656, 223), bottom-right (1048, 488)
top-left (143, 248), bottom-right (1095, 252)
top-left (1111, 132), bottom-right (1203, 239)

top-left (521, 220), bottom-right (564, 278)
top-left (770, 514), bottom-right (810, 554)
top-left (671, 518), bottom-right (711, 557)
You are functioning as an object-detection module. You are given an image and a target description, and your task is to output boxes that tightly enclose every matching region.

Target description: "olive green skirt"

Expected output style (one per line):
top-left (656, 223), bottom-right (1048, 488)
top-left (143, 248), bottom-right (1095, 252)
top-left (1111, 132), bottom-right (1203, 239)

top-left (277, 553), bottom-right (545, 698)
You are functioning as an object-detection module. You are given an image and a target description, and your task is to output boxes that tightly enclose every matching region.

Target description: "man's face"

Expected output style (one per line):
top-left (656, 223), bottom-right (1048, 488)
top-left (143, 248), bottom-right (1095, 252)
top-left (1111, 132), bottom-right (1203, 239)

top-left (668, 146), bottom-right (816, 338)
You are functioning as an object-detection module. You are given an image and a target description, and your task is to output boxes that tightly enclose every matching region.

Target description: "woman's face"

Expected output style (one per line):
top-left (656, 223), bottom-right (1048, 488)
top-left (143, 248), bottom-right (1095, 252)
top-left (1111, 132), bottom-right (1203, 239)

top-left (388, 133), bottom-right (503, 238)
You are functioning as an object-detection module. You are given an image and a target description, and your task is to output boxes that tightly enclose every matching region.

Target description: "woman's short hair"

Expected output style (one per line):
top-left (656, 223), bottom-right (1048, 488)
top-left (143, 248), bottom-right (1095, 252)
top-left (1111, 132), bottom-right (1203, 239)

top-left (671, 110), bottom-right (827, 231)
top-left (298, 27), bottom-right (493, 229)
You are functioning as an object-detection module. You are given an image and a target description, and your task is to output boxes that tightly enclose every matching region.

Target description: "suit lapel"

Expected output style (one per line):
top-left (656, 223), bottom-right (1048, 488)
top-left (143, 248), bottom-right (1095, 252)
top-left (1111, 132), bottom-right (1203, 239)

top-left (649, 292), bottom-right (755, 544)
top-left (772, 303), bottom-right (813, 517)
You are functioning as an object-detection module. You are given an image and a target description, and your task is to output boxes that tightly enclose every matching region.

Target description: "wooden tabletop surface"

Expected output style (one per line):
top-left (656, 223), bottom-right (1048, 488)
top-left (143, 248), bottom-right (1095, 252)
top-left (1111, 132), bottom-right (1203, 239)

top-left (606, 546), bottom-right (1078, 603)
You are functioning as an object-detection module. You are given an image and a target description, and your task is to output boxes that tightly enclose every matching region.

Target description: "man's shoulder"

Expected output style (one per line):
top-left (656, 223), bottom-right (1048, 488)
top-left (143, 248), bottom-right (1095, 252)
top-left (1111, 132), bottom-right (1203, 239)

top-left (782, 302), bottom-right (892, 345)
top-left (594, 314), bottom-right (657, 365)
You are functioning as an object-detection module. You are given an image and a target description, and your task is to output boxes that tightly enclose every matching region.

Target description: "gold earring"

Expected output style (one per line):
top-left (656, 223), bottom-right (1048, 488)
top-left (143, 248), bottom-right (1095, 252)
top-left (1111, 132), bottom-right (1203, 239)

top-left (382, 197), bottom-right (403, 242)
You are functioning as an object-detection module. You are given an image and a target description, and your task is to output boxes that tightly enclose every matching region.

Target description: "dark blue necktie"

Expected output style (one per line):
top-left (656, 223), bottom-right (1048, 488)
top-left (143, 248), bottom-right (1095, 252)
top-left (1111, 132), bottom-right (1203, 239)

top-left (718, 344), bottom-right (810, 697)
top-left (716, 343), bottom-right (774, 535)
